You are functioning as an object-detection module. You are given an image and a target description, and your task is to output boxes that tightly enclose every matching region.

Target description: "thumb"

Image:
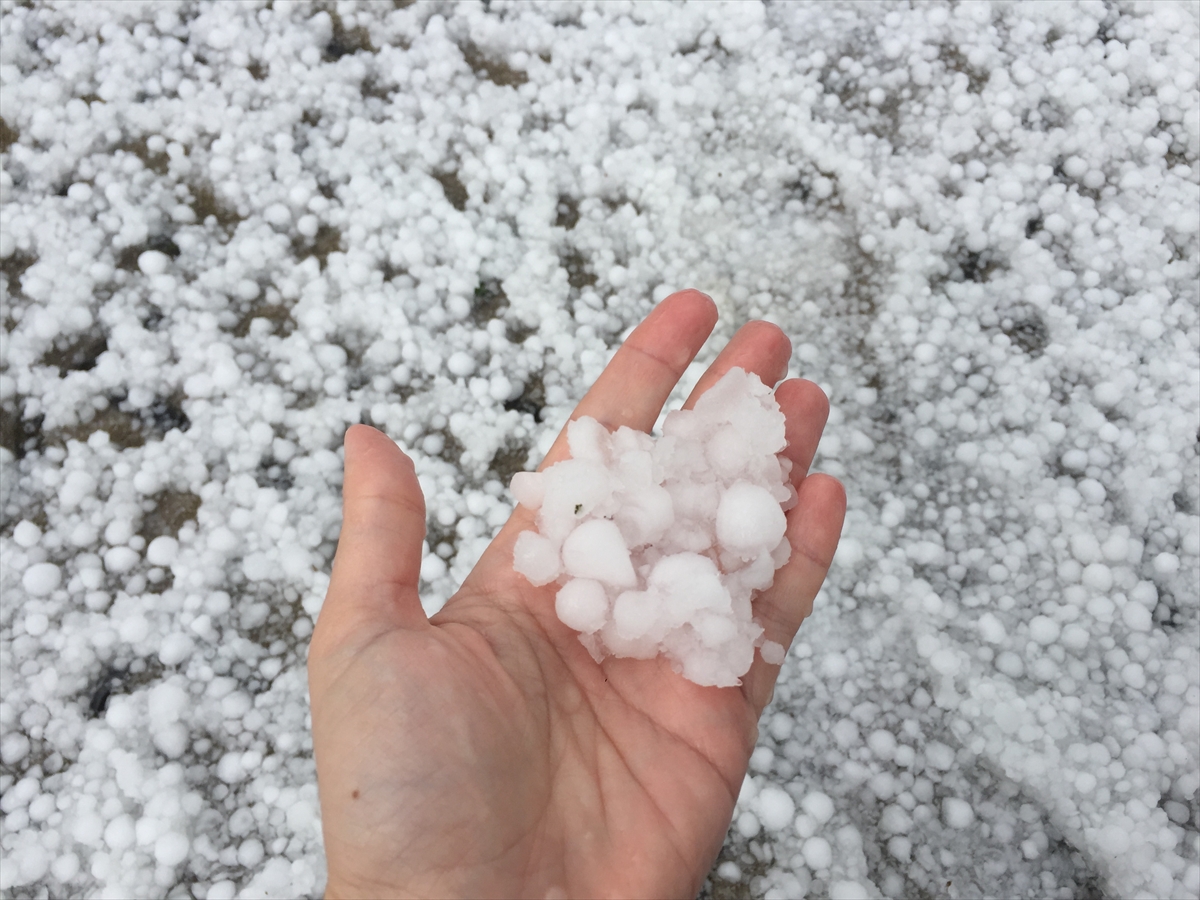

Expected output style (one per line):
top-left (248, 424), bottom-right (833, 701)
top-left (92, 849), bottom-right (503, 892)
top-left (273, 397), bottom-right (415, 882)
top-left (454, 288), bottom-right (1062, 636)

top-left (315, 424), bottom-right (430, 653)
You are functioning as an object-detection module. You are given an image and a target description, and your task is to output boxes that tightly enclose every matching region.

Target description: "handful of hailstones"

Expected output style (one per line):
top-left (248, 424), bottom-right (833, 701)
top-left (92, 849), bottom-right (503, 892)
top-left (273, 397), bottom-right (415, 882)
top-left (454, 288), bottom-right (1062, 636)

top-left (511, 367), bottom-right (795, 687)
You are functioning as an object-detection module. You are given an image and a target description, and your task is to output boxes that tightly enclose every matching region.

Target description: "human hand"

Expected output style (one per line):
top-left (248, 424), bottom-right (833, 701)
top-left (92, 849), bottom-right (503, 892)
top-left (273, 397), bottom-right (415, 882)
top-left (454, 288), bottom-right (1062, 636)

top-left (307, 290), bottom-right (846, 899)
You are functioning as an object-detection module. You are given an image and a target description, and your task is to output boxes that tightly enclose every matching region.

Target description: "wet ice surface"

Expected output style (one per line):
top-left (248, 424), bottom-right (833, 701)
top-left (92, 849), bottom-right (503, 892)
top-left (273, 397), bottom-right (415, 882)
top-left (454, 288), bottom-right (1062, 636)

top-left (513, 367), bottom-right (792, 687)
top-left (0, 2), bottom-right (1197, 899)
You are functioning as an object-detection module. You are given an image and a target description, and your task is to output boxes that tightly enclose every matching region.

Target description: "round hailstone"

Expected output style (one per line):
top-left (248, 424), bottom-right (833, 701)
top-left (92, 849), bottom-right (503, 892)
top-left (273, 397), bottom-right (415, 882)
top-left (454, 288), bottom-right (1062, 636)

top-left (146, 536), bottom-right (179, 566)
top-left (1122, 603), bottom-right (1152, 632)
top-left (0, 733), bottom-right (30, 765)
top-left (512, 531), bottom-right (561, 586)
top-left (158, 633), bottom-right (194, 667)
top-left (555, 579), bottom-right (609, 634)
top-left (760, 640), bottom-right (786, 665)
top-left (755, 785), bottom-right (796, 831)
top-left (510, 471), bottom-right (545, 509)
top-left (943, 797), bottom-right (975, 828)
top-left (104, 814), bottom-right (136, 851)
top-left (12, 520), bottom-right (41, 548)
top-left (21, 563), bottom-right (61, 597)
top-left (137, 250), bottom-right (171, 276)
top-left (802, 835), bottom-right (833, 869)
top-left (104, 546), bottom-right (140, 574)
top-left (50, 852), bottom-right (80, 883)
top-left (154, 832), bottom-right (190, 867)
top-left (801, 791), bottom-right (835, 824)
top-left (715, 481), bottom-right (787, 556)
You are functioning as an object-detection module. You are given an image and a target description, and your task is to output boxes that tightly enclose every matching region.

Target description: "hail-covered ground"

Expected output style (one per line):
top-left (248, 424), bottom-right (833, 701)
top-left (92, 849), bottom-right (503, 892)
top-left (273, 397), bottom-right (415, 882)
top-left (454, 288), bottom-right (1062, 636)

top-left (0, 2), bottom-right (1197, 898)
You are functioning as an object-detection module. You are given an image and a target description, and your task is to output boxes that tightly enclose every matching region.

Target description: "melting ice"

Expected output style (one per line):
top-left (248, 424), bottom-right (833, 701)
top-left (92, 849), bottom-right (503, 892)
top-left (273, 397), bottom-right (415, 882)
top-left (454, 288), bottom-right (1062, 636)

top-left (512, 367), bottom-right (794, 686)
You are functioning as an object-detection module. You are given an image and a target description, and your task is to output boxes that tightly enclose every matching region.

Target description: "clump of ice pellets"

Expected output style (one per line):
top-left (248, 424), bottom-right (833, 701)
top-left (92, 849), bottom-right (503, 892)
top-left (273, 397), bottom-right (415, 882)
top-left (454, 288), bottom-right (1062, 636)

top-left (512, 367), bottom-right (795, 686)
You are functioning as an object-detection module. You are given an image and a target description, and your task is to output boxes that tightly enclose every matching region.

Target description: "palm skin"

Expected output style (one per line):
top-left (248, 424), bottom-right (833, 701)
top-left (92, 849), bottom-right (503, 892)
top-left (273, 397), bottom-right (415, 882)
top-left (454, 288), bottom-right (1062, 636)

top-left (308, 291), bottom-right (846, 899)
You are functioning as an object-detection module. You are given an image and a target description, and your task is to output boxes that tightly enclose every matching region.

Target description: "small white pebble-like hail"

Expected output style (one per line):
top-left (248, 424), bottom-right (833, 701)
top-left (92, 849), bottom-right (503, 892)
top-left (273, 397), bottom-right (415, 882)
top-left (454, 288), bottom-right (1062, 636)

top-left (512, 368), bottom-right (793, 686)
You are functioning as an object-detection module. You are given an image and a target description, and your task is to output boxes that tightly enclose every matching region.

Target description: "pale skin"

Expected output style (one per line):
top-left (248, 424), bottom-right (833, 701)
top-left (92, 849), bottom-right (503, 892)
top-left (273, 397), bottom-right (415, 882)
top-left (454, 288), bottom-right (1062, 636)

top-left (308, 289), bottom-right (847, 899)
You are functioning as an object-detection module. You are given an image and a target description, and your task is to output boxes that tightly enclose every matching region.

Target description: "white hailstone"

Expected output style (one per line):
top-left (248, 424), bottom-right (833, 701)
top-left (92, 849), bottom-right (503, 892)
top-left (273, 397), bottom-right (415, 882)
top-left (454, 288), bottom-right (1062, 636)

top-left (489, 374), bottom-right (513, 401)
top-left (50, 852), bottom-right (79, 883)
top-left (716, 482), bottom-right (787, 557)
top-left (103, 546), bottom-right (140, 573)
top-left (154, 832), bottom-right (190, 867)
top-left (510, 472), bottom-right (541, 509)
top-left (146, 536), bottom-right (179, 566)
top-left (835, 538), bottom-right (863, 568)
top-left (755, 785), bottom-right (796, 831)
top-left (154, 724), bottom-right (189, 760)
top-left (1028, 616), bottom-right (1061, 645)
top-left (104, 518), bottom-right (133, 545)
top-left (12, 520), bottom-right (41, 548)
top-left (829, 881), bottom-right (870, 900)
top-left (1077, 479), bottom-right (1107, 505)
top-left (217, 752), bottom-right (246, 784)
top-left (137, 250), bottom-right (171, 275)
top-left (736, 810), bottom-right (761, 838)
top-left (1122, 603), bottom-right (1153, 632)
top-left (512, 531), bottom-right (560, 586)
top-left (760, 640), bottom-right (786, 665)
top-left (104, 814), bottom-right (136, 851)
top-left (1098, 824), bottom-right (1131, 855)
top-left (21, 563), bottom-right (61, 597)
top-left (420, 554), bottom-right (447, 582)
top-left (821, 653), bottom-right (849, 678)
top-left (802, 835), bottom-right (833, 869)
top-left (1092, 382), bottom-right (1122, 407)
top-left (58, 470), bottom-right (96, 508)
top-left (888, 835), bottom-right (912, 862)
top-left (237, 838), bottom-right (265, 867)
top-left (555, 579), bottom-right (608, 634)
top-left (1070, 532), bottom-right (1101, 564)
top-left (1081, 563), bottom-right (1112, 592)
top-left (1121, 662), bottom-right (1146, 690)
top-left (943, 797), bottom-right (975, 828)
top-left (561, 520), bottom-right (636, 587)
top-left (263, 202), bottom-right (291, 226)
top-left (71, 812), bottom-right (103, 845)
top-left (801, 791), bottom-right (835, 824)
top-left (749, 746), bottom-right (774, 772)
top-left (0, 733), bottom-right (31, 765)
top-left (867, 729), bottom-right (897, 760)
top-left (148, 681), bottom-right (189, 726)
top-left (880, 804), bottom-right (913, 834)
top-left (512, 368), bottom-right (790, 686)
top-left (1153, 552), bottom-right (1180, 575)
top-left (930, 648), bottom-right (961, 676)
top-left (1062, 623), bottom-right (1091, 651)
top-left (1061, 449), bottom-right (1089, 472)
top-left (446, 351), bottom-right (476, 377)
top-left (977, 612), bottom-right (1007, 643)
top-left (158, 633), bottom-right (194, 667)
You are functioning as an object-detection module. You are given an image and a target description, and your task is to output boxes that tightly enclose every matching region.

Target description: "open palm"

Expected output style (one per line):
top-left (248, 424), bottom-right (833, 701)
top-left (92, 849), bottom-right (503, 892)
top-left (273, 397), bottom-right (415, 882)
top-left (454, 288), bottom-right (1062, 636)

top-left (308, 290), bottom-right (846, 899)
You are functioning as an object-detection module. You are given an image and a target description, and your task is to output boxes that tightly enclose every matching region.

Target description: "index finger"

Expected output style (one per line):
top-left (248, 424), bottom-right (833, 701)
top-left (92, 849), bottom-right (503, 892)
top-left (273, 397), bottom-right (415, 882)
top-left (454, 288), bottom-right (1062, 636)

top-left (537, 289), bottom-right (718, 470)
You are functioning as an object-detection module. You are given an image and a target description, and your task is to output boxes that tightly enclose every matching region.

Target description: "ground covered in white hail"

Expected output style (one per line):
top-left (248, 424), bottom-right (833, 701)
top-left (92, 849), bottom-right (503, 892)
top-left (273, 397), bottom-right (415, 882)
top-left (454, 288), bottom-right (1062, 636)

top-left (0, 1), bottom-right (1196, 898)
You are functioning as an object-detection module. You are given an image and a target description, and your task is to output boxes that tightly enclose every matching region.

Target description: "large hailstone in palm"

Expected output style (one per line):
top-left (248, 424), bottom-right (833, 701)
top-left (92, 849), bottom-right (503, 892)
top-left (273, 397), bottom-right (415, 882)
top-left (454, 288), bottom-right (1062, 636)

top-left (512, 367), bottom-right (795, 687)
